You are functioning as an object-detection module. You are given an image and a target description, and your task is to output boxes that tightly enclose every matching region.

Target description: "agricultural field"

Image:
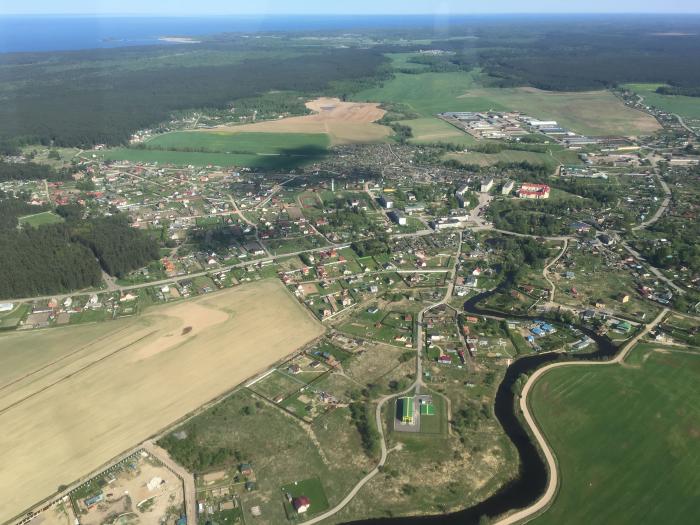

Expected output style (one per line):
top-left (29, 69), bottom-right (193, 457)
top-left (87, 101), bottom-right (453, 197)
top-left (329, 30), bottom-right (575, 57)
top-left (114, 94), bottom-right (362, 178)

top-left (0, 280), bottom-right (322, 522)
top-left (624, 83), bottom-right (700, 119)
top-left (146, 131), bottom-right (330, 155)
top-left (17, 211), bottom-right (64, 228)
top-left (94, 129), bottom-right (330, 169)
top-left (212, 97), bottom-right (391, 145)
top-left (531, 344), bottom-right (700, 525)
top-left (459, 87), bottom-right (661, 136)
top-left (353, 65), bottom-right (660, 138)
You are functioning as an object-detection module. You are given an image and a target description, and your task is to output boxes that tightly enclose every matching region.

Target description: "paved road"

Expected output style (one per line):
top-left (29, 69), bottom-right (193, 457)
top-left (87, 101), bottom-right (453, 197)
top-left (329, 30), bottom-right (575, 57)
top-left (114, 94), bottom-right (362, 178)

top-left (494, 307), bottom-right (668, 525)
top-left (619, 241), bottom-right (685, 295)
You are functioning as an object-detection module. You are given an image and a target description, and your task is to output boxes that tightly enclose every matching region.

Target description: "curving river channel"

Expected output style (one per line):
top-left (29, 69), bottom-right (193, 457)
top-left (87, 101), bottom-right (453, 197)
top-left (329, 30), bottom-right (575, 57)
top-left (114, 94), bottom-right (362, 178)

top-left (342, 286), bottom-right (619, 525)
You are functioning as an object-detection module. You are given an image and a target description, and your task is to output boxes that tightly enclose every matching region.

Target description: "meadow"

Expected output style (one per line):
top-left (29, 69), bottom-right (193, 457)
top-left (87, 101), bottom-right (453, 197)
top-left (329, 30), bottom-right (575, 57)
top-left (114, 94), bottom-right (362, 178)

top-left (353, 65), bottom-right (660, 138)
top-left (0, 280), bottom-right (323, 522)
top-left (145, 130), bottom-right (330, 155)
top-left (445, 147), bottom-right (580, 169)
top-left (530, 345), bottom-right (700, 525)
top-left (624, 83), bottom-right (700, 120)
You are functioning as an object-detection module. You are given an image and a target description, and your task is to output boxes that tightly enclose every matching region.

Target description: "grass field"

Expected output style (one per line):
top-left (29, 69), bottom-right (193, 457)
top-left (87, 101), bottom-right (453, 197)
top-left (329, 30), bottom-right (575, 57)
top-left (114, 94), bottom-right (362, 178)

top-left (530, 346), bottom-right (700, 525)
top-left (352, 67), bottom-right (659, 137)
top-left (0, 280), bottom-right (323, 522)
top-left (445, 147), bottom-right (580, 169)
top-left (146, 131), bottom-right (330, 154)
top-left (17, 211), bottom-right (64, 228)
top-left (623, 83), bottom-right (700, 120)
top-left (99, 131), bottom-right (329, 169)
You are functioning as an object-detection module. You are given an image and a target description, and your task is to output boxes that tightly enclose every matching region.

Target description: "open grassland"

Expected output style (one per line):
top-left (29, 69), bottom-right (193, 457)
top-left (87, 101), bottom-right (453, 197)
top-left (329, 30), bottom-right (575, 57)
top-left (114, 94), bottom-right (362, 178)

top-left (401, 117), bottom-right (477, 145)
top-left (530, 345), bottom-right (700, 525)
top-left (17, 211), bottom-right (64, 228)
top-left (352, 68), bottom-right (659, 137)
top-left (145, 130), bottom-right (330, 154)
top-left (0, 280), bottom-right (322, 522)
top-left (445, 147), bottom-right (580, 169)
top-left (459, 87), bottom-right (660, 136)
top-left (211, 97), bottom-right (390, 145)
top-left (96, 148), bottom-right (316, 169)
top-left (624, 83), bottom-right (700, 119)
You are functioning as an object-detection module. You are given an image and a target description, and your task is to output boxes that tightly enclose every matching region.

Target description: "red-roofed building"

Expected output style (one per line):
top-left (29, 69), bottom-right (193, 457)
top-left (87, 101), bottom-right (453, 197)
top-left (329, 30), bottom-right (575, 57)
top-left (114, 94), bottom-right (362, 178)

top-left (518, 183), bottom-right (550, 200)
top-left (293, 496), bottom-right (311, 514)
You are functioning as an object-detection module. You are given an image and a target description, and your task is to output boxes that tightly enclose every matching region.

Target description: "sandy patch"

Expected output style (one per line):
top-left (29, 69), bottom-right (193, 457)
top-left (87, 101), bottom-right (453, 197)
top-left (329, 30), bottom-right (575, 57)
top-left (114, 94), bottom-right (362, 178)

top-left (207, 97), bottom-right (391, 145)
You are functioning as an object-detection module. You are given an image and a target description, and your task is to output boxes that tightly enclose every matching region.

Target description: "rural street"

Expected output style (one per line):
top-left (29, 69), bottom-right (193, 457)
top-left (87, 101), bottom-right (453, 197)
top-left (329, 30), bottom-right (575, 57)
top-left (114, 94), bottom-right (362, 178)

top-left (493, 307), bottom-right (669, 525)
top-left (632, 176), bottom-right (671, 231)
top-left (543, 239), bottom-right (569, 304)
top-left (301, 232), bottom-right (462, 524)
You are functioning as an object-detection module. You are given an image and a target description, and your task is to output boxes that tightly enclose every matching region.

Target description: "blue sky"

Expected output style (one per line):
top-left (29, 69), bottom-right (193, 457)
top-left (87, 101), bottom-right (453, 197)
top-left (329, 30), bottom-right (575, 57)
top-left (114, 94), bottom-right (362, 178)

top-left (3, 1), bottom-right (699, 15)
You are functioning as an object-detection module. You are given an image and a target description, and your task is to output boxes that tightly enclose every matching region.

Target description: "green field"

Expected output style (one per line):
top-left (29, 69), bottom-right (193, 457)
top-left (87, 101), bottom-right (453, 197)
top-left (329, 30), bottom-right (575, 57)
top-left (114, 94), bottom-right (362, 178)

top-left (97, 131), bottom-right (329, 168)
top-left (146, 131), bottom-right (330, 154)
top-left (445, 147), bottom-right (580, 169)
top-left (624, 83), bottom-right (700, 120)
top-left (530, 346), bottom-right (700, 525)
top-left (17, 211), bottom-right (64, 228)
top-left (280, 477), bottom-right (330, 518)
top-left (353, 65), bottom-right (660, 137)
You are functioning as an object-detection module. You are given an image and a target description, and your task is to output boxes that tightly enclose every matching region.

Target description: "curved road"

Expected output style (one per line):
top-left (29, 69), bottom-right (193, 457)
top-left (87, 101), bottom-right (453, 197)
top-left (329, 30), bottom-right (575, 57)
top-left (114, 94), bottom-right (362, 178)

top-left (493, 307), bottom-right (668, 525)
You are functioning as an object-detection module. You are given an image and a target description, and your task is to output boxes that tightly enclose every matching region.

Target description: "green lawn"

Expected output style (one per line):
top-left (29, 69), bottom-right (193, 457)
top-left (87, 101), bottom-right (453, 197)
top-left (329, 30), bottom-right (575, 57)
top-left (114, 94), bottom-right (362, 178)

top-left (624, 83), bottom-right (700, 120)
top-left (530, 346), bottom-right (700, 525)
top-left (17, 211), bottom-right (64, 228)
top-left (281, 477), bottom-right (330, 519)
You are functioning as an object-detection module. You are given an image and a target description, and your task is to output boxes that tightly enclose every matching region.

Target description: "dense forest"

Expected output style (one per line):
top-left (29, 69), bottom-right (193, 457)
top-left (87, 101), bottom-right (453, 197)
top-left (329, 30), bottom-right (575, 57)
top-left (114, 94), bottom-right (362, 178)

top-left (0, 204), bottom-right (160, 298)
top-left (0, 224), bottom-right (102, 298)
top-left (72, 215), bottom-right (160, 277)
top-left (0, 44), bottom-right (388, 147)
top-left (0, 161), bottom-right (69, 182)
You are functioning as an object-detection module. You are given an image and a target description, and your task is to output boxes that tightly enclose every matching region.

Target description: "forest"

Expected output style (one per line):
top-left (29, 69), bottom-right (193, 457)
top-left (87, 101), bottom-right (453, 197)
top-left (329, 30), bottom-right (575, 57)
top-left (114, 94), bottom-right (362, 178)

top-left (0, 207), bottom-right (160, 298)
top-left (0, 44), bottom-right (388, 147)
top-left (0, 161), bottom-right (69, 182)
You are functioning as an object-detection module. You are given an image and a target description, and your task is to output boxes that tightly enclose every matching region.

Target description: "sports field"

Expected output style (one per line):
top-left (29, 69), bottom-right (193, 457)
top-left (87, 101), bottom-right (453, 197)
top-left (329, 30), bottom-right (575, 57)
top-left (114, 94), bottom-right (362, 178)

top-left (530, 345), bottom-right (700, 525)
top-left (624, 83), bottom-right (700, 120)
top-left (352, 68), bottom-right (660, 137)
top-left (0, 280), bottom-right (323, 522)
top-left (212, 97), bottom-right (391, 144)
top-left (17, 211), bottom-right (64, 228)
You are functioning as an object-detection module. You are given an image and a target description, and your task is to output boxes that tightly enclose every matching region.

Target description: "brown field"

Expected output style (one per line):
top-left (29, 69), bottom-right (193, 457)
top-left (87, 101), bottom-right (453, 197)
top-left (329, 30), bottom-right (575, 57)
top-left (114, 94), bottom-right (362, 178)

top-left (0, 280), bottom-right (322, 523)
top-left (209, 97), bottom-right (391, 144)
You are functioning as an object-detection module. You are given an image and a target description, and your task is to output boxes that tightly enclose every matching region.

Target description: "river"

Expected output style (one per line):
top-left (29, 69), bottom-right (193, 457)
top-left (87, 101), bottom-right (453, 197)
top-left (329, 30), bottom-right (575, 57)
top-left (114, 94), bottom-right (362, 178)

top-left (343, 286), bottom-right (618, 525)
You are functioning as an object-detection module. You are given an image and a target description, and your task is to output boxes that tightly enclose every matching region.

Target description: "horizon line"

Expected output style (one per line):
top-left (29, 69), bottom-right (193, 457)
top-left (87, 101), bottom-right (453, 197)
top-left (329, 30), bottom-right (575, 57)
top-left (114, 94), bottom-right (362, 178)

top-left (3, 12), bottom-right (700, 17)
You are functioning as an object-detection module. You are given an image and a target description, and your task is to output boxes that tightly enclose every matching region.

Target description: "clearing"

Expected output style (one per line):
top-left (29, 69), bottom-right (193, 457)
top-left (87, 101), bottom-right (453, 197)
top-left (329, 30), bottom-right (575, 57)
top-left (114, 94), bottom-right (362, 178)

top-left (209, 97), bottom-right (391, 145)
top-left (530, 344), bottom-right (700, 525)
top-left (0, 280), bottom-right (322, 523)
top-left (17, 211), bottom-right (64, 228)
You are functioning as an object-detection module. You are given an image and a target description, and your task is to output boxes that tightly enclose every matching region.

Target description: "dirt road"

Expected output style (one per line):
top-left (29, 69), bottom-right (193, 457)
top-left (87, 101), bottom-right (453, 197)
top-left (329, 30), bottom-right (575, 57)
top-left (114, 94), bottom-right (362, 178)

top-left (143, 441), bottom-right (197, 525)
top-left (494, 307), bottom-right (668, 525)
